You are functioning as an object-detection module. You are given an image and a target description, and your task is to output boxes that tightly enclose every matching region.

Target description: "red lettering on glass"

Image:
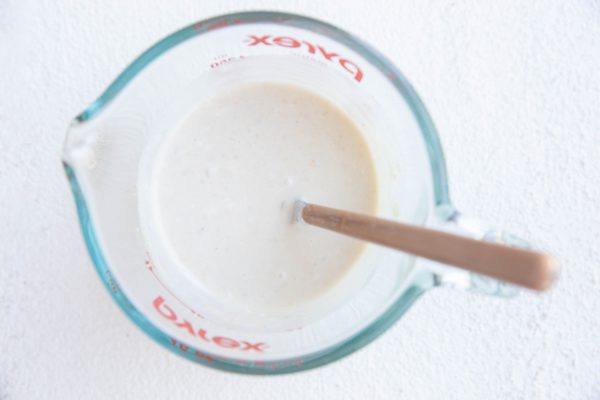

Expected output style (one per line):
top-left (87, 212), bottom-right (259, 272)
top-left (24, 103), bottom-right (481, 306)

top-left (197, 329), bottom-right (211, 342)
top-left (153, 296), bottom-right (268, 353)
top-left (317, 46), bottom-right (339, 61)
top-left (339, 58), bottom-right (364, 82)
top-left (240, 341), bottom-right (267, 352)
top-left (213, 336), bottom-right (240, 348)
top-left (273, 36), bottom-right (301, 48)
top-left (302, 40), bottom-right (317, 54)
top-left (153, 296), bottom-right (176, 321)
top-left (174, 319), bottom-right (195, 336)
top-left (247, 35), bottom-right (272, 46)
top-left (245, 35), bottom-right (364, 82)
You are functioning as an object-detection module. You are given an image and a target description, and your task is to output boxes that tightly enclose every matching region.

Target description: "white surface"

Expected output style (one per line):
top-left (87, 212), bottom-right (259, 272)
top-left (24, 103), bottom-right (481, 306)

top-left (1, 1), bottom-right (599, 399)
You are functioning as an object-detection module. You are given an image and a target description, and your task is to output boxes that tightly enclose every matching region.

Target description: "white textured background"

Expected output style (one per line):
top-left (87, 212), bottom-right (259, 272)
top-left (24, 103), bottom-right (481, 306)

top-left (1, 1), bottom-right (599, 399)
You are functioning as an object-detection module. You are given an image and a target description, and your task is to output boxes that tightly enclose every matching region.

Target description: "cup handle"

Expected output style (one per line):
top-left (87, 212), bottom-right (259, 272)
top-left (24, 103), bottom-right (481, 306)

top-left (427, 208), bottom-right (555, 297)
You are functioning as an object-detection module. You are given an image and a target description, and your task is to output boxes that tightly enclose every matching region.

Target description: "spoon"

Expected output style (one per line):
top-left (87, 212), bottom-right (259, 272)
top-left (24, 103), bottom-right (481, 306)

top-left (295, 201), bottom-right (556, 290)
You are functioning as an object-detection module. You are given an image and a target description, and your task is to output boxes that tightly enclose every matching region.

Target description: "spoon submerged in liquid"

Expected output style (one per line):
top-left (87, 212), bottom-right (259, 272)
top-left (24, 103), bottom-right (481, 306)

top-left (295, 201), bottom-right (556, 291)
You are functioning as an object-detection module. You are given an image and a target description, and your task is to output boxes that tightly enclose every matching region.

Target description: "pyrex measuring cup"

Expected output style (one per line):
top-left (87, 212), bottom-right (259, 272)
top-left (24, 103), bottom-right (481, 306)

top-left (63, 11), bottom-right (527, 374)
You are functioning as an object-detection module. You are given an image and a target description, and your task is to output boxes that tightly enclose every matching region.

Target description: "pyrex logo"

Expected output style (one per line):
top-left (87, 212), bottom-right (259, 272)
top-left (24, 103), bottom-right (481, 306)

top-left (153, 296), bottom-right (267, 352)
top-left (245, 35), bottom-right (364, 82)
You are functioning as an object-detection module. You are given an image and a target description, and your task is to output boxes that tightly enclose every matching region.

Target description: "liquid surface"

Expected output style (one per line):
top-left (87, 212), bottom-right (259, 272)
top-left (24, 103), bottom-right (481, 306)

top-left (149, 82), bottom-right (378, 314)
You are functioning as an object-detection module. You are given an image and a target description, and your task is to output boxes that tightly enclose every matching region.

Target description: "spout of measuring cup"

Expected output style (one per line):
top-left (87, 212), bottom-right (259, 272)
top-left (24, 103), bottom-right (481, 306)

top-left (62, 117), bottom-right (101, 170)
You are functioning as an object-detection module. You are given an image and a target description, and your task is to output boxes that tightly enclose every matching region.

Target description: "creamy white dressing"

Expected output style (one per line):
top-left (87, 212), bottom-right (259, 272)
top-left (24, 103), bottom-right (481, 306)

top-left (147, 82), bottom-right (378, 314)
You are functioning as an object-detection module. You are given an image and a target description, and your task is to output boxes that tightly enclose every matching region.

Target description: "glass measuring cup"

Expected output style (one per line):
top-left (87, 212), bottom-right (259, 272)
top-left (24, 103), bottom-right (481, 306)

top-left (63, 11), bottom-right (526, 374)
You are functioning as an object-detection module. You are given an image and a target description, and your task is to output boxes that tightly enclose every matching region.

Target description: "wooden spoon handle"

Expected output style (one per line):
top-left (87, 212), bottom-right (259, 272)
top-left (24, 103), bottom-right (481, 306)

top-left (301, 202), bottom-right (556, 291)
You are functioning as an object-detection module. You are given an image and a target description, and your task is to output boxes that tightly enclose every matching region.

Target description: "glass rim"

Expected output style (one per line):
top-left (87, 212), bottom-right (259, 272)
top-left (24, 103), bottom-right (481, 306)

top-left (64, 10), bottom-right (450, 374)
